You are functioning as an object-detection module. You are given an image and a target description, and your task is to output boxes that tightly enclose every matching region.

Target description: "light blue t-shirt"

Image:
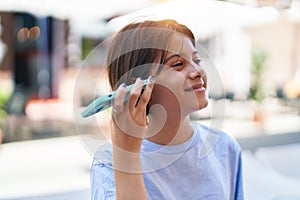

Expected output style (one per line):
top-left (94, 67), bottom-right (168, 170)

top-left (90, 123), bottom-right (244, 200)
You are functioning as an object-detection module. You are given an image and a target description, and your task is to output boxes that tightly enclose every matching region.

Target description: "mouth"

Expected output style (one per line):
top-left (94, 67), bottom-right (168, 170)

top-left (184, 82), bottom-right (206, 92)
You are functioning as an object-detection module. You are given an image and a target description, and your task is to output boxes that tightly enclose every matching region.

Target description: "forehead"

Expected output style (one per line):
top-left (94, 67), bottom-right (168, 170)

top-left (167, 34), bottom-right (197, 57)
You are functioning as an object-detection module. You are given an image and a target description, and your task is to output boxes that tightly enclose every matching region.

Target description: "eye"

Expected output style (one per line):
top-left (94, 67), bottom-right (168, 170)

top-left (171, 61), bottom-right (183, 68)
top-left (194, 58), bottom-right (201, 65)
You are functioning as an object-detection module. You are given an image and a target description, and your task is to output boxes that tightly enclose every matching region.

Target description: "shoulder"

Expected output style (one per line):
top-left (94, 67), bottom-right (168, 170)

top-left (90, 143), bottom-right (116, 199)
top-left (192, 122), bottom-right (241, 155)
top-left (90, 143), bottom-right (114, 185)
top-left (93, 142), bottom-right (113, 166)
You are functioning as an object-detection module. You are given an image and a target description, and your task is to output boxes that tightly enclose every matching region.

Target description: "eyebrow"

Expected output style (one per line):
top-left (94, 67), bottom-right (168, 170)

top-left (164, 51), bottom-right (199, 64)
top-left (164, 54), bottom-right (180, 64)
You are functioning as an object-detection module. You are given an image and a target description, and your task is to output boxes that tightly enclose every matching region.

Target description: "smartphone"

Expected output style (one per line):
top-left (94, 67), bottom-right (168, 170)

top-left (81, 80), bottom-right (148, 118)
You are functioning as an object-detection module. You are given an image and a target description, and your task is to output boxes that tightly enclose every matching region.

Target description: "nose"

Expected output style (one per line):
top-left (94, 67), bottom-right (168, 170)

top-left (188, 63), bottom-right (205, 80)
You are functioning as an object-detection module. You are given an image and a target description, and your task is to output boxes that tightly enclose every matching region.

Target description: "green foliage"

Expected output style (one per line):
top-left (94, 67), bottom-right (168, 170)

top-left (0, 91), bottom-right (10, 128)
top-left (252, 48), bottom-right (267, 75)
top-left (82, 38), bottom-right (98, 60)
top-left (249, 47), bottom-right (267, 102)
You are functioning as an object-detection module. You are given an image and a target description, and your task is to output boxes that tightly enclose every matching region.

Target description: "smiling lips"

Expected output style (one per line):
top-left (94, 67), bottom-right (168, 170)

top-left (185, 82), bottom-right (206, 92)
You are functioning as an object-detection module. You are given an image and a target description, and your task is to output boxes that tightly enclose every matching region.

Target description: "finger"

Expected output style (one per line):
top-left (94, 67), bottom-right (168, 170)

top-left (136, 75), bottom-right (155, 108)
top-left (113, 83), bottom-right (127, 113)
top-left (128, 77), bottom-right (144, 110)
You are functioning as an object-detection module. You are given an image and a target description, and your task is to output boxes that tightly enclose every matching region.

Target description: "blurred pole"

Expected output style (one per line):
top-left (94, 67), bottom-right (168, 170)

top-left (6, 12), bottom-right (38, 115)
top-left (51, 20), bottom-right (68, 98)
top-left (0, 12), bottom-right (13, 71)
top-left (36, 17), bottom-right (52, 99)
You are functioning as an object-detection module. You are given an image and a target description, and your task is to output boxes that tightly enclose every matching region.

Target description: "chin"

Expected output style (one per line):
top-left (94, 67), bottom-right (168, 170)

top-left (198, 99), bottom-right (209, 110)
top-left (185, 100), bottom-right (208, 115)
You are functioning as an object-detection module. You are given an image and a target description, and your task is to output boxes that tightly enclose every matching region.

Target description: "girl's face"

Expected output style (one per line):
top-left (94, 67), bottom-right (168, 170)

top-left (149, 34), bottom-right (208, 117)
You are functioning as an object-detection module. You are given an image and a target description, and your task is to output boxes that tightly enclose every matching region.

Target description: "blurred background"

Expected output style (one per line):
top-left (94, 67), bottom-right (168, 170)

top-left (0, 0), bottom-right (300, 199)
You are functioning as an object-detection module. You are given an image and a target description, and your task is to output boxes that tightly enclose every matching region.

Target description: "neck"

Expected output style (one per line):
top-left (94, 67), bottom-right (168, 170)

top-left (146, 108), bottom-right (193, 145)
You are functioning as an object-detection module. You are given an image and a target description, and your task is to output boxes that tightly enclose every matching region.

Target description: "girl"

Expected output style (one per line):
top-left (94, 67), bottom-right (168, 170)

top-left (91, 19), bottom-right (244, 200)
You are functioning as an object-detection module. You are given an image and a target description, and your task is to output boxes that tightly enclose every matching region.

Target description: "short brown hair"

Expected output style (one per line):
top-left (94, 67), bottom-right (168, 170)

top-left (106, 19), bottom-right (195, 90)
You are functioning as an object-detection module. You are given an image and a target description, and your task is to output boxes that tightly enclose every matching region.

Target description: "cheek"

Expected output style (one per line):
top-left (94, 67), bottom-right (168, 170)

top-left (155, 69), bottom-right (186, 92)
top-left (150, 85), bottom-right (177, 103)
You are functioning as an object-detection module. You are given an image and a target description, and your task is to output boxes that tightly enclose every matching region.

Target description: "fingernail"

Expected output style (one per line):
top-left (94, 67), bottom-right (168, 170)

top-left (149, 75), bottom-right (155, 83)
top-left (135, 77), bottom-right (142, 83)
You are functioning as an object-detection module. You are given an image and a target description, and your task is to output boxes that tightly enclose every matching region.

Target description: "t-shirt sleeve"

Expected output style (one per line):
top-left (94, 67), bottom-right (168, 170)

top-left (234, 150), bottom-right (244, 200)
top-left (90, 160), bottom-right (116, 200)
top-left (220, 132), bottom-right (244, 200)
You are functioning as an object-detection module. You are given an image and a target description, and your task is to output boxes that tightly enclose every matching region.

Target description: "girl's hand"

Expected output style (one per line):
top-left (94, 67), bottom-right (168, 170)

top-left (111, 76), bottom-right (155, 154)
top-left (111, 76), bottom-right (154, 199)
